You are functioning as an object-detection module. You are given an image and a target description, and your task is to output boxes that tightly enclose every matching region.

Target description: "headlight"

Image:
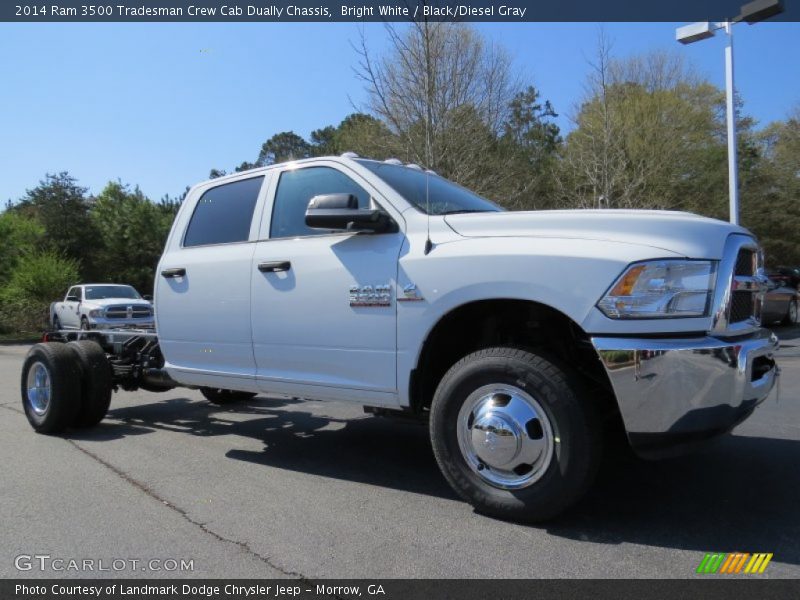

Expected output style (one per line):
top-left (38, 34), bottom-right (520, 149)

top-left (88, 309), bottom-right (104, 318)
top-left (597, 260), bottom-right (717, 319)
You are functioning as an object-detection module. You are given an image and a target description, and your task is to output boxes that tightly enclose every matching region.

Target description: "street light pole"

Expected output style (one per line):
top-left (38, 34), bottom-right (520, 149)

top-left (676, 0), bottom-right (784, 226)
top-left (723, 21), bottom-right (740, 225)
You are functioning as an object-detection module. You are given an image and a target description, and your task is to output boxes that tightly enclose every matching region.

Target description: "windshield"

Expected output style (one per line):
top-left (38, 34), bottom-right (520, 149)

top-left (84, 285), bottom-right (141, 300)
top-left (356, 160), bottom-right (502, 215)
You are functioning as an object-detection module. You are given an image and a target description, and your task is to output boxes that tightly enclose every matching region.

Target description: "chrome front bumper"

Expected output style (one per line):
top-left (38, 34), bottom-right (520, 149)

top-left (593, 329), bottom-right (780, 458)
top-left (89, 319), bottom-right (155, 330)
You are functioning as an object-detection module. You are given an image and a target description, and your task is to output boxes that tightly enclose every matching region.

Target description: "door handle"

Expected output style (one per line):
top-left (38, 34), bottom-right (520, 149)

top-left (161, 267), bottom-right (186, 278)
top-left (258, 261), bottom-right (291, 273)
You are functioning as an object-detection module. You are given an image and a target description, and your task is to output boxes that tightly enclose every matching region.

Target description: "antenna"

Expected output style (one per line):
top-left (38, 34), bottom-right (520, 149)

top-left (423, 13), bottom-right (433, 256)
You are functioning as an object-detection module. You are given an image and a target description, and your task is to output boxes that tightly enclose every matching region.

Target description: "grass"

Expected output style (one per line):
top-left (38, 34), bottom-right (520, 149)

top-left (0, 331), bottom-right (42, 344)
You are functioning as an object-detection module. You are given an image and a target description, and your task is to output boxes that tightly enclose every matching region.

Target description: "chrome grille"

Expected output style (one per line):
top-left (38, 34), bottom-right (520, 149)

top-left (728, 247), bottom-right (760, 326)
top-left (735, 249), bottom-right (756, 276)
top-left (730, 290), bottom-right (754, 323)
top-left (105, 305), bottom-right (152, 319)
top-left (712, 236), bottom-right (764, 336)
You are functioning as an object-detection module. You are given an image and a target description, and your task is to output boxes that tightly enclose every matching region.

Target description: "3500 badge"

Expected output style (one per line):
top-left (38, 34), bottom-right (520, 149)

top-left (349, 284), bottom-right (391, 307)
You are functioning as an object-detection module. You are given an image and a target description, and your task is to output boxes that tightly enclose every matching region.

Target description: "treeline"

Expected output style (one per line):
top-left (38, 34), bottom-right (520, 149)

top-left (213, 25), bottom-right (799, 262)
top-left (1, 23), bottom-right (798, 335)
top-left (0, 178), bottom-right (181, 333)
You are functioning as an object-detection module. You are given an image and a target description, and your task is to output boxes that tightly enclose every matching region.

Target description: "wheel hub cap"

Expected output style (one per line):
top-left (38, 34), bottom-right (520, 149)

top-left (457, 386), bottom-right (554, 489)
top-left (26, 361), bottom-right (52, 416)
top-left (471, 412), bottom-right (521, 468)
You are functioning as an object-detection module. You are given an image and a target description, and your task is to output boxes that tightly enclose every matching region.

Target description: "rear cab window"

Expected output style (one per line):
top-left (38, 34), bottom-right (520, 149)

top-left (183, 176), bottom-right (265, 247)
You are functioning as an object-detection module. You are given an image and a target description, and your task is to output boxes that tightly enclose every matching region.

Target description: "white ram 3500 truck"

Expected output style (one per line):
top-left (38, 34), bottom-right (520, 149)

top-left (50, 284), bottom-right (155, 331)
top-left (20, 155), bottom-right (780, 521)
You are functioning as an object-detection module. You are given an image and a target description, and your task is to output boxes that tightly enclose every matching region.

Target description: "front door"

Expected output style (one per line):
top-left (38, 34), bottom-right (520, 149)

top-left (251, 165), bottom-right (404, 405)
top-left (60, 286), bottom-right (82, 328)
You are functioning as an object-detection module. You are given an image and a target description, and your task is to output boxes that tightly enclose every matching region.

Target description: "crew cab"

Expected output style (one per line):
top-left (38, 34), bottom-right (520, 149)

top-left (21, 154), bottom-right (780, 522)
top-left (50, 284), bottom-right (154, 331)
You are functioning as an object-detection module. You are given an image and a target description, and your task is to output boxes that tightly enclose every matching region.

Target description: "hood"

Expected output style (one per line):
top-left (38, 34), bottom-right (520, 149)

top-left (84, 298), bottom-right (152, 308)
top-left (444, 209), bottom-right (752, 259)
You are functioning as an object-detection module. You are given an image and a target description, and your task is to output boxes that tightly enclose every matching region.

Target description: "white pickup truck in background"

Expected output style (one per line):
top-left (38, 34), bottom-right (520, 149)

top-left (50, 284), bottom-right (154, 331)
top-left (21, 154), bottom-right (780, 522)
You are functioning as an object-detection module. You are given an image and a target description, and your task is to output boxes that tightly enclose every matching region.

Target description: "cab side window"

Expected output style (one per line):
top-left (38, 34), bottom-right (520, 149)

top-left (67, 287), bottom-right (81, 301)
top-left (270, 167), bottom-right (370, 239)
top-left (183, 176), bottom-right (264, 247)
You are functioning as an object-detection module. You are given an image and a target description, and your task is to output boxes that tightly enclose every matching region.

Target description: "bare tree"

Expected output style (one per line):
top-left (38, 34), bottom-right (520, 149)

top-left (558, 30), bottom-right (631, 209)
top-left (354, 22), bottom-right (520, 195)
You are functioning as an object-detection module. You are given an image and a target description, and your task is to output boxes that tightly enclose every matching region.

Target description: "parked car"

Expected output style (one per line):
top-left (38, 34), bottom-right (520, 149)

top-left (760, 278), bottom-right (799, 325)
top-left (24, 154), bottom-right (779, 522)
top-left (769, 266), bottom-right (800, 290)
top-left (50, 284), bottom-right (154, 331)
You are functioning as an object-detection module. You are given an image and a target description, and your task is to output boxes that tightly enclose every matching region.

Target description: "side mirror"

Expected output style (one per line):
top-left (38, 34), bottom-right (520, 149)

top-left (305, 193), bottom-right (395, 233)
top-left (66, 295), bottom-right (80, 302)
top-left (143, 294), bottom-right (153, 301)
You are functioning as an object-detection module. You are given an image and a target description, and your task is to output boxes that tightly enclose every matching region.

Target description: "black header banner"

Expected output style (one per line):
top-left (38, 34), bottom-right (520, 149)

top-left (2, 0), bottom-right (798, 22)
top-left (3, 579), bottom-right (800, 600)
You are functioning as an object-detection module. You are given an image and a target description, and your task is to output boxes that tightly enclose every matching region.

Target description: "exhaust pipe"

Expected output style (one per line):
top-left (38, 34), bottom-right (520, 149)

top-left (142, 368), bottom-right (177, 390)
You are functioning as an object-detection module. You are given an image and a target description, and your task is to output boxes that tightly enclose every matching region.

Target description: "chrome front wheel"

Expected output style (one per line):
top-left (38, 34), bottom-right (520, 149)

top-left (456, 384), bottom-right (554, 489)
top-left (430, 347), bottom-right (601, 522)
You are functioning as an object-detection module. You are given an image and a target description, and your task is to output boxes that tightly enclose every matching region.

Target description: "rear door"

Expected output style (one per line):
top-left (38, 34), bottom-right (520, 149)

top-left (156, 174), bottom-right (269, 386)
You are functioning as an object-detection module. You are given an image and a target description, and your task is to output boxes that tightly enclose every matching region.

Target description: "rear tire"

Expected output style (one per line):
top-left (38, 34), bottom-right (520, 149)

top-left (200, 388), bottom-right (257, 405)
top-left (429, 347), bottom-right (602, 522)
top-left (20, 343), bottom-right (82, 434)
top-left (52, 315), bottom-right (61, 331)
top-left (67, 340), bottom-right (113, 428)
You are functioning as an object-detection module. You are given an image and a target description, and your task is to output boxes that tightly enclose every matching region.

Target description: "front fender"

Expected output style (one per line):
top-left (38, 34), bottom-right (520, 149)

top-left (394, 234), bottom-right (684, 406)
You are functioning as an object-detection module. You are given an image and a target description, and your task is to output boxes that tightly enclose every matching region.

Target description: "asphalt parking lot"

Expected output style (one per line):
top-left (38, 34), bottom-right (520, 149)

top-left (1, 330), bottom-right (799, 579)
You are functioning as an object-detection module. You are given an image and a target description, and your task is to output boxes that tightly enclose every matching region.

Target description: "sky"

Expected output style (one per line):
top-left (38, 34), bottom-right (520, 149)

top-left (0, 21), bottom-right (798, 204)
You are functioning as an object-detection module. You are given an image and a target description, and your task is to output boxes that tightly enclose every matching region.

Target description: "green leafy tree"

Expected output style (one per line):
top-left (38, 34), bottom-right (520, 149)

top-left (309, 126), bottom-right (340, 156)
top-left (0, 211), bottom-right (45, 284)
top-left (2, 251), bottom-right (79, 303)
top-left (334, 113), bottom-right (399, 160)
top-left (91, 182), bottom-right (175, 294)
top-left (504, 87), bottom-right (560, 156)
top-left (157, 188), bottom-right (187, 218)
top-left (742, 105), bottom-right (800, 266)
top-left (235, 161), bottom-right (257, 172)
top-left (257, 131), bottom-right (311, 166)
top-left (0, 251), bottom-right (79, 333)
top-left (498, 86), bottom-right (561, 209)
top-left (14, 172), bottom-right (99, 277)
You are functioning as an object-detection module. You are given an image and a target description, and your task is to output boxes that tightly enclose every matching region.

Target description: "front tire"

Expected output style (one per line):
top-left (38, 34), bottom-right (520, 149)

top-left (200, 388), bottom-right (257, 405)
top-left (20, 343), bottom-right (82, 434)
top-left (430, 347), bottom-right (601, 522)
top-left (67, 340), bottom-right (113, 428)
